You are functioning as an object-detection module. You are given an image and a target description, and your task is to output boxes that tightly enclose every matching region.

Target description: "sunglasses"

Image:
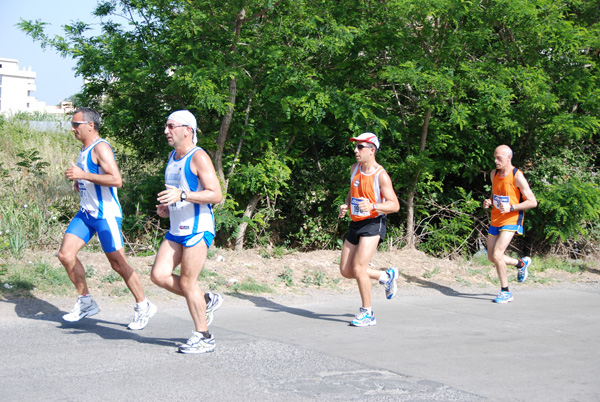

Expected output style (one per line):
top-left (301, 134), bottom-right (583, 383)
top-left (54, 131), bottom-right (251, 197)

top-left (355, 144), bottom-right (373, 150)
top-left (165, 123), bottom-right (189, 130)
top-left (71, 121), bottom-right (89, 128)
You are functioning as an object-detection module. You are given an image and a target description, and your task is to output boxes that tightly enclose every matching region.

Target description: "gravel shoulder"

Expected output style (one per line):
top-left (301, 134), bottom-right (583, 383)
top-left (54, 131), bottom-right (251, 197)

top-left (5, 247), bottom-right (599, 307)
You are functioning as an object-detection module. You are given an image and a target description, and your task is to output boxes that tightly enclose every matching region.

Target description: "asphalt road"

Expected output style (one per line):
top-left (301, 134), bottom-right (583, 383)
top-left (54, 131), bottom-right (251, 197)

top-left (1, 284), bottom-right (599, 401)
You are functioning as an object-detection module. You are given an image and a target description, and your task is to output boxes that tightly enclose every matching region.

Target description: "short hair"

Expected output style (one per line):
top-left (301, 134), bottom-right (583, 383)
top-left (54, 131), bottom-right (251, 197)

top-left (74, 107), bottom-right (101, 131)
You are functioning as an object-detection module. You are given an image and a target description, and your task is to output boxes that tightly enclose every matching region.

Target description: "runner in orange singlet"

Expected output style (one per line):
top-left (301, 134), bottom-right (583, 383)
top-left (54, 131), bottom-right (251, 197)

top-left (338, 133), bottom-right (400, 326)
top-left (483, 145), bottom-right (538, 303)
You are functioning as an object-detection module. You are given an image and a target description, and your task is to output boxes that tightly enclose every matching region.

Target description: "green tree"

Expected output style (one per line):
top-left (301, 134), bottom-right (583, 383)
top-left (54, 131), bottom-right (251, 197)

top-left (19, 0), bottom-right (600, 254)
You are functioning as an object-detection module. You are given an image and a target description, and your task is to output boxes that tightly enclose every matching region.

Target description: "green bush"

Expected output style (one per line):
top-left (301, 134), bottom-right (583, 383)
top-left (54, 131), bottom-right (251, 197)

top-left (417, 188), bottom-right (480, 258)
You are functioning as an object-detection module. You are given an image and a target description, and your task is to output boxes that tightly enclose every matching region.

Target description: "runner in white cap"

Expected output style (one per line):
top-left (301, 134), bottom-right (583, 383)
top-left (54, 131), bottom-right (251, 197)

top-left (338, 132), bottom-right (400, 327)
top-left (151, 110), bottom-right (224, 354)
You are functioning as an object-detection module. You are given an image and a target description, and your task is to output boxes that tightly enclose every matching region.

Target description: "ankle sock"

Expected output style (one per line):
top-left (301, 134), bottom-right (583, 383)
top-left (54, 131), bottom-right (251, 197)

top-left (501, 287), bottom-right (509, 292)
top-left (516, 259), bottom-right (524, 268)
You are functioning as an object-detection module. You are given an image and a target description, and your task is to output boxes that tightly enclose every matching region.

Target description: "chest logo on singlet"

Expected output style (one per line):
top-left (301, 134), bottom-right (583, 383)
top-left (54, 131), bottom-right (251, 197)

top-left (353, 180), bottom-right (360, 187)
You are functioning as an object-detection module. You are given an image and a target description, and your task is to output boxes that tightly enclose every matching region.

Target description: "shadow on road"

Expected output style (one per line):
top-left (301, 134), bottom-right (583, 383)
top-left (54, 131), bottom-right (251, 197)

top-left (1, 294), bottom-right (179, 347)
top-left (400, 273), bottom-right (495, 300)
top-left (226, 293), bottom-right (354, 323)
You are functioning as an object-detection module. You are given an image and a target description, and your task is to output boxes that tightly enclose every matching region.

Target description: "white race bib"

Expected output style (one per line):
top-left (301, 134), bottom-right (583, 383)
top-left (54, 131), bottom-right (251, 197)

top-left (493, 194), bottom-right (510, 213)
top-left (351, 197), bottom-right (369, 217)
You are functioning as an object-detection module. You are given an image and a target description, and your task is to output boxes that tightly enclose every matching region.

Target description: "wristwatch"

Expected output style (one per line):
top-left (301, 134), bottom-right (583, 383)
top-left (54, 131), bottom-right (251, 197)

top-left (510, 204), bottom-right (514, 212)
top-left (180, 191), bottom-right (187, 201)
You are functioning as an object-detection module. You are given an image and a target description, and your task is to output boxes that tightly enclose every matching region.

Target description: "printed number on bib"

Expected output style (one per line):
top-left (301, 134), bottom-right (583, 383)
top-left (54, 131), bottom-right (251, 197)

top-left (351, 197), bottom-right (369, 217)
top-left (493, 194), bottom-right (510, 213)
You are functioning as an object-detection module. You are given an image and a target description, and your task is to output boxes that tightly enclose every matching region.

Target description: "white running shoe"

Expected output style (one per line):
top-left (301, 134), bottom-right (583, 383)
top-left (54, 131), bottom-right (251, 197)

top-left (383, 267), bottom-right (399, 299)
top-left (128, 301), bottom-right (157, 330)
top-left (63, 296), bottom-right (100, 322)
top-left (179, 331), bottom-right (215, 354)
top-left (205, 292), bottom-right (223, 326)
top-left (351, 308), bottom-right (377, 327)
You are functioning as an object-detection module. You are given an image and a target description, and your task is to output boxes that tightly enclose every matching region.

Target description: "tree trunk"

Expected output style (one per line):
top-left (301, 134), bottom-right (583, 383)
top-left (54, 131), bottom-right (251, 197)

top-left (222, 91), bottom-right (254, 200)
top-left (235, 193), bottom-right (262, 251)
top-left (405, 108), bottom-right (431, 249)
top-left (214, 8), bottom-right (246, 188)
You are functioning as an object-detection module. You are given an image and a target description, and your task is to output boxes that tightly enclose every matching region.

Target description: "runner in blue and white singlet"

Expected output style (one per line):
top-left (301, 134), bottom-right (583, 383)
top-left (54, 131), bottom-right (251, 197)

top-left (152, 110), bottom-right (223, 353)
top-left (165, 147), bottom-right (215, 239)
top-left (76, 138), bottom-right (122, 219)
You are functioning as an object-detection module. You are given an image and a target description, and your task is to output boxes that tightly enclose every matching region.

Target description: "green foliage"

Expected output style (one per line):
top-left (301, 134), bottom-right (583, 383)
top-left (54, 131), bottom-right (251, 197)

top-left (101, 272), bottom-right (121, 284)
top-left (14, 0), bottom-right (600, 257)
top-left (277, 266), bottom-right (294, 287)
top-left (229, 277), bottom-right (274, 294)
top-left (536, 255), bottom-right (591, 274)
top-left (34, 261), bottom-right (72, 290)
top-left (527, 148), bottom-right (600, 252)
top-left (16, 149), bottom-right (51, 177)
top-left (423, 267), bottom-right (440, 279)
top-left (417, 188), bottom-right (481, 258)
top-left (301, 270), bottom-right (327, 287)
top-left (0, 260), bottom-right (72, 296)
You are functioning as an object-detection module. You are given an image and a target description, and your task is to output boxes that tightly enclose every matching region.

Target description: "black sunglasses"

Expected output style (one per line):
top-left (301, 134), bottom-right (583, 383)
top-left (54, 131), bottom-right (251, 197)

top-left (71, 121), bottom-right (89, 128)
top-left (355, 144), bottom-right (373, 150)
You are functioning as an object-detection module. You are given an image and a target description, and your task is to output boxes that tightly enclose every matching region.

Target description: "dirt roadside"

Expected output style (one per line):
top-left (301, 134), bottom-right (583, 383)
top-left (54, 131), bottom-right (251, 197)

top-left (13, 247), bottom-right (599, 306)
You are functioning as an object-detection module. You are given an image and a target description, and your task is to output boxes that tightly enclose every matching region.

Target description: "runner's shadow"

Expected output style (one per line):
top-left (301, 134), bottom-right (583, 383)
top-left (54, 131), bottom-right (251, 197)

top-left (2, 296), bottom-right (178, 347)
top-left (227, 293), bottom-right (354, 323)
top-left (400, 273), bottom-right (494, 300)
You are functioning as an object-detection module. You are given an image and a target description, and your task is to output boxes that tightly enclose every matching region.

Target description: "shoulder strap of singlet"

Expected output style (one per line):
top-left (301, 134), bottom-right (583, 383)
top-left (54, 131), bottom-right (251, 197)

top-left (350, 164), bottom-right (360, 184)
top-left (494, 167), bottom-right (519, 178)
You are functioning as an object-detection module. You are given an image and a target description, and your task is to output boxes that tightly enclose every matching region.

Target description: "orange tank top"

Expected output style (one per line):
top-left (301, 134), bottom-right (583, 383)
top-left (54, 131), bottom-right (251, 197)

top-left (349, 164), bottom-right (386, 222)
top-left (491, 167), bottom-right (524, 227)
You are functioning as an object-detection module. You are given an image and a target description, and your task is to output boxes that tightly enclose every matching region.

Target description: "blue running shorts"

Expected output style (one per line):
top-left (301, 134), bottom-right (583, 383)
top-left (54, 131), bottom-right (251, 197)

top-left (66, 210), bottom-right (124, 253)
top-left (488, 224), bottom-right (524, 236)
top-left (165, 231), bottom-right (214, 248)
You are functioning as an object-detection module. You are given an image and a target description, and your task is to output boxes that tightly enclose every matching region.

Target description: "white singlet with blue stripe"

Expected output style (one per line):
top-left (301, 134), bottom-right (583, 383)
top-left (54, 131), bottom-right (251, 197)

top-left (165, 147), bottom-right (215, 236)
top-left (76, 139), bottom-right (122, 219)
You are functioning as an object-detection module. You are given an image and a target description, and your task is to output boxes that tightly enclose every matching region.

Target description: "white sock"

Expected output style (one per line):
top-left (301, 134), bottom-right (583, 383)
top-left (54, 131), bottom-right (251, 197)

top-left (378, 271), bottom-right (388, 284)
top-left (361, 307), bottom-right (372, 314)
top-left (136, 299), bottom-right (149, 309)
top-left (79, 294), bottom-right (92, 303)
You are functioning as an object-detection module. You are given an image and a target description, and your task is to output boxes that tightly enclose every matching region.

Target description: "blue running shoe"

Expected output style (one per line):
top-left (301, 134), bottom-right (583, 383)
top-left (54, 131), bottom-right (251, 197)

top-left (493, 291), bottom-right (513, 303)
top-left (351, 308), bottom-right (376, 327)
top-left (518, 257), bottom-right (531, 282)
top-left (383, 267), bottom-right (398, 299)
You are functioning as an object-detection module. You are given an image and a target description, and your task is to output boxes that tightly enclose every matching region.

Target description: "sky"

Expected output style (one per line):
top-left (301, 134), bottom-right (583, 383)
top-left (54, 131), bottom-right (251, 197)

top-left (0, 1), bottom-right (100, 105)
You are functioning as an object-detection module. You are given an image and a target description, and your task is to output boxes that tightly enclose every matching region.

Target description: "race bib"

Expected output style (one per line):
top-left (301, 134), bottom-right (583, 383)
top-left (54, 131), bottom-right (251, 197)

top-left (351, 197), bottom-right (369, 217)
top-left (493, 194), bottom-right (510, 213)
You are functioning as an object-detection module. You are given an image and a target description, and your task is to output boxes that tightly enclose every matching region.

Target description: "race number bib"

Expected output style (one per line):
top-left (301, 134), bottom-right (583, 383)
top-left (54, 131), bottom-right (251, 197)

top-left (493, 194), bottom-right (510, 213)
top-left (78, 181), bottom-right (90, 205)
top-left (351, 197), bottom-right (369, 217)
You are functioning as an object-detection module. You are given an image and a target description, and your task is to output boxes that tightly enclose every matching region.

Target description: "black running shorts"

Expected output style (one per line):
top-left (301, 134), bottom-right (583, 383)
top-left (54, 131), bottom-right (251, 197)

top-left (345, 215), bottom-right (387, 245)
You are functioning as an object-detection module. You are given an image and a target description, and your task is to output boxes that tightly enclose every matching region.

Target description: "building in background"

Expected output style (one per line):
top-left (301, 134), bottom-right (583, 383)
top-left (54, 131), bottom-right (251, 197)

top-left (0, 57), bottom-right (73, 116)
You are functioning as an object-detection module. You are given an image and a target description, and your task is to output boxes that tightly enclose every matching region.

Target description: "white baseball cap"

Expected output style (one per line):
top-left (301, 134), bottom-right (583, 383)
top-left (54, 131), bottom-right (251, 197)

top-left (350, 132), bottom-right (380, 149)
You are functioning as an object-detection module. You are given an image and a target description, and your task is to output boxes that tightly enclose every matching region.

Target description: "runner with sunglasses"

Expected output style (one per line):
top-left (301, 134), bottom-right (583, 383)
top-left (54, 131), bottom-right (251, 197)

top-left (60, 107), bottom-right (156, 330)
top-left (338, 133), bottom-right (400, 327)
